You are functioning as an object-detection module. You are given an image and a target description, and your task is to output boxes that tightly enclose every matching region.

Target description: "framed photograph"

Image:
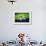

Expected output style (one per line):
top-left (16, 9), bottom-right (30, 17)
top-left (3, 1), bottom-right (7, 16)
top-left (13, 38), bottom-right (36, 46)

top-left (14, 11), bottom-right (32, 25)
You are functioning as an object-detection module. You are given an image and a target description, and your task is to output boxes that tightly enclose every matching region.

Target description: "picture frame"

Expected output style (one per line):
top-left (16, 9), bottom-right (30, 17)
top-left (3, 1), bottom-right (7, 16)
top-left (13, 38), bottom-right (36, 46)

top-left (13, 11), bottom-right (32, 25)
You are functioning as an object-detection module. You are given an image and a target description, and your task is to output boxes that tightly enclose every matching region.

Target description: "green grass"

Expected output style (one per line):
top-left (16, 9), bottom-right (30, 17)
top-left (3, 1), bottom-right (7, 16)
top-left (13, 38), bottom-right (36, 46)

top-left (15, 13), bottom-right (29, 20)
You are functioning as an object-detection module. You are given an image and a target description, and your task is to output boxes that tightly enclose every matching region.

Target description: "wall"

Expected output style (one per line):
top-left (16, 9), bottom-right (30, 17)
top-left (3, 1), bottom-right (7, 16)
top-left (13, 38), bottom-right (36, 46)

top-left (0, 0), bottom-right (46, 41)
